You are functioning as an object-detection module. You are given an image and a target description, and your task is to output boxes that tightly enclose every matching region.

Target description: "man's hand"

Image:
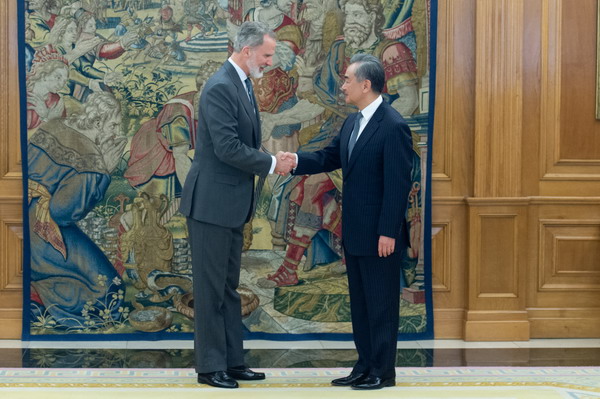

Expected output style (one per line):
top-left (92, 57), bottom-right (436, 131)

top-left (274, 151), bottom-right (297, 175)
top-left (378, 235), bottom-right (396, 257)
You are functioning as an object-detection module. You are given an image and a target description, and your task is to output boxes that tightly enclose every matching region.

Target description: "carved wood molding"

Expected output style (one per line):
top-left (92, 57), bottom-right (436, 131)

top-left (468, 199), bottom-right (529, 315)
top-left (432, 221), bottom-right (451, 292)
top-left (538, 219), bottom-right (600, 292)
top-left (0, 218), bottom-right (23, 292)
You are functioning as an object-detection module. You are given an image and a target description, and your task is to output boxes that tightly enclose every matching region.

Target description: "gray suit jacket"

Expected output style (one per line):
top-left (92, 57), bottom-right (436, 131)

top-left (180, 61), bottom-right (272, 228)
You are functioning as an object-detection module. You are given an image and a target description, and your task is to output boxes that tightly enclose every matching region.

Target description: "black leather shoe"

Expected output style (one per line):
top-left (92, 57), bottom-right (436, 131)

top-left (331, 371), bottom-right (368, 386)
top-left (351, 375), bottom-right (395, 390)
top-left (197, 371), bottom-right (239, 388)
top-left (226, 366), bottom-right (266, 380)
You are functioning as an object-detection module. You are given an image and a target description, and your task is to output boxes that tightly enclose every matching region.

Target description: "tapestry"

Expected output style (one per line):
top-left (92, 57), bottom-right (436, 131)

top-left (20, 0), bottom-right (436, 339)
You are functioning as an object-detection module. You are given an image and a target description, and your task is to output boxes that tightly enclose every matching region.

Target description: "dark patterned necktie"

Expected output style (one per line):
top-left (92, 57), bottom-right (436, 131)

top-left (347, 112), bottom-right (363, 158)
top-left (245, 78), bottom-right (255, 110)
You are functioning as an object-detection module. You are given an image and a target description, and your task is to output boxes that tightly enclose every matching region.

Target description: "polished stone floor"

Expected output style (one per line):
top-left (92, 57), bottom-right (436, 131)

top-left (1, 339), bottom-right (599, 369)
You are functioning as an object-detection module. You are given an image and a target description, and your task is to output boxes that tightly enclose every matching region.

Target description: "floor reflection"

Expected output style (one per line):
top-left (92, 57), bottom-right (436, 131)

top-left (15, 348), bottom-right (433, 368)
top-left (2, 347), bottom-right (599, 368)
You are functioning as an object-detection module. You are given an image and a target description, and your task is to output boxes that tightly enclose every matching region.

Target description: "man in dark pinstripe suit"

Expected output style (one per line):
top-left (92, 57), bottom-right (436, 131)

top-left (283, 53), bottom-right (413, 390)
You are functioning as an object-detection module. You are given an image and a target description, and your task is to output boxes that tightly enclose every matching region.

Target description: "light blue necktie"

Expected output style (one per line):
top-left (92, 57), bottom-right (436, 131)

top-left (347, 112), bottom-right (363, 158)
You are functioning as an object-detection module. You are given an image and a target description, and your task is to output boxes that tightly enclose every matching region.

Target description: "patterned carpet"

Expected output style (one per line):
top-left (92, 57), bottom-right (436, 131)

top-left (1, 367), bottom-right (599, 398)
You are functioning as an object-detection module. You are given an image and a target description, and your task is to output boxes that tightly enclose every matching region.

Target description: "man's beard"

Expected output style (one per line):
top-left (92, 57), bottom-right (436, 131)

top-left (344, 22), bottom-right (371, 48)
top-left (247, 56), bottom-right (264, 79)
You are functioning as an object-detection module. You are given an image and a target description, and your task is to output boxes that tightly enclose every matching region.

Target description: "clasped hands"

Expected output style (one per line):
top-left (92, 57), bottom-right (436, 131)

top-left (274, 151), bottom-right (297, 175)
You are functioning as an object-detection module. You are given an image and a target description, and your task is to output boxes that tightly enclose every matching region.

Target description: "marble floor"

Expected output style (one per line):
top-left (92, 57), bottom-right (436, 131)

top-left (0, 339), bottom-right (599, 369)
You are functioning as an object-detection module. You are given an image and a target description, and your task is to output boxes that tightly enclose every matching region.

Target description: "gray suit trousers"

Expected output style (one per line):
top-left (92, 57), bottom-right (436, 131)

top-left (187, 218), bottom-right (245, 373)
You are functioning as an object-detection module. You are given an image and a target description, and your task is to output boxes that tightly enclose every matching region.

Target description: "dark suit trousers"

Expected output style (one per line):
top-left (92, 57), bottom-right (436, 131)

top-left (345, 250), bottom-right (402, 379)
top-left (187, 218), bottom-right (245, 373)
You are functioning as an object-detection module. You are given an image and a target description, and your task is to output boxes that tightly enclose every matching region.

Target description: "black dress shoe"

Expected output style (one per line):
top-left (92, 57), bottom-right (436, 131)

top-left (331, 371), bottom-right (368, 386)
top-left (352, 375), bottom-right (395, 390)
top-left (197, 371), bottom-right (239, 388)
top-left (226, 366), bottom-right (266, 380)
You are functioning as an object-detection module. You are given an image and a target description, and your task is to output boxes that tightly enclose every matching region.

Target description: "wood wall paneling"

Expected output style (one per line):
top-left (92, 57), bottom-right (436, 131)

top-left (540, 0), bottom-right (600, 187)
top-left (527, 200), bottom-right (600, 338)
top-left (0, 0), bottom-right (23, 339)
top-left (431, 198), bottom-right (468, 338)
top-left (464, 200), bottom-right (530, 341)
top-left (0, 200), bottom-right (23, 339)
top-left (431, 0), bottom-right (475, 198)
top-left (473, 0), bottom-right (523, 198)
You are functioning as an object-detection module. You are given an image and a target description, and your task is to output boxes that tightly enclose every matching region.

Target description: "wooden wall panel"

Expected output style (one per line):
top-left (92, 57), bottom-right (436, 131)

top-left (0, 200), bottom-right (23, 339)
top-left (431, 0), bottom-right (475, 197)
top-left (473, 0), bottom-right (523, 198)
top-left (478, 215), bottom-right (518, 297)
top-left (430, 0), bottom-right (474, 340)
top-left (0, 0), bottom-right (23, 339)
top-left (0, 218), bottom-right (23, 292)
top-left (526, 200), bottom-right (600, 338)
top-left (539, 220), bottom-right (600, 290)
top-left (540, 0), bottom-right (600, 188)
top-left (465, 200), bottom-right (530, 341)
top-left (558, 0), bottom-right (600, 161)
top-left (525, 0), bottom-right (600, 337)
top-left (431, 222), bottom-right (450, 292)
top-left (431, 199), bottom-right (468, 339)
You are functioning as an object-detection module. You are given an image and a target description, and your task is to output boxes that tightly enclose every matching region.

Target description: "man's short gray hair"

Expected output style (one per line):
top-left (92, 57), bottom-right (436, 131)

top-left (232, 21), bottom-right (276, 53)
top-left (350, 53), bottom-right (385, 94)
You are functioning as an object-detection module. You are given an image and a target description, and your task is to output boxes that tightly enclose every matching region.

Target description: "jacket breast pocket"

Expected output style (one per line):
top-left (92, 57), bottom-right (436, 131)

top-left (214, 173), bottom-right (239, 186)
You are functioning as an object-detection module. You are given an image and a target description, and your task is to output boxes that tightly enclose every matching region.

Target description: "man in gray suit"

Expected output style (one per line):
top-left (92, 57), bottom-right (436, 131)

top-left (179, 21), bottom-right (294, 389)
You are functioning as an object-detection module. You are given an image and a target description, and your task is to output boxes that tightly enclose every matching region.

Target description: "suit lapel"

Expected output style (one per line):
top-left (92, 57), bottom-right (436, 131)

top-left (344, 104), bottom-right (384, 177)
top-left (224, 63), bottom-right (260, 147)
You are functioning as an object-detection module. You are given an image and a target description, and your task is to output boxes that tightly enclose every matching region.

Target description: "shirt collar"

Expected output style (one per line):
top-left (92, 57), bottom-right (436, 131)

top-left (228, 57), bottom-right (248, 84)
top-left (359, 95), bottom-right (383, 123)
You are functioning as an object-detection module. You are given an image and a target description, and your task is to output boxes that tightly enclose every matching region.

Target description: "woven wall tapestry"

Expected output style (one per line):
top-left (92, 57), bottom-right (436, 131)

top-left (20, 0), bottom-right (437, 340)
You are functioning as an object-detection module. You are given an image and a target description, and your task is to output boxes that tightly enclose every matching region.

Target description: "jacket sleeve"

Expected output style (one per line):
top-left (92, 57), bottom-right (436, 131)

top-left (377, 120), bottom-right (413, 238)
top-left (293, 118), bottom-right (349, 175)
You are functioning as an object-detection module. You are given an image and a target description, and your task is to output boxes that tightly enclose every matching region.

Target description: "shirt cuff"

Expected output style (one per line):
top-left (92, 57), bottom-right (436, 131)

top-left (268, 155), bottom-right (277, 174)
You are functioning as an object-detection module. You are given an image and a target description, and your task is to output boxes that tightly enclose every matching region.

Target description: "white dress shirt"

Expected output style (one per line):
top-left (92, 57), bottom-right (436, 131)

top-left (292, 95), bottom-right (384, 168)
top-left (355, 95), bottom-right (383, 140)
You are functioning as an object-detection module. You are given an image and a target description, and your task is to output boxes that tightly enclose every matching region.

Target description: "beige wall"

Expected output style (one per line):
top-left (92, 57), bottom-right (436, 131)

top-left (1, 0), bottom-right (599, 340)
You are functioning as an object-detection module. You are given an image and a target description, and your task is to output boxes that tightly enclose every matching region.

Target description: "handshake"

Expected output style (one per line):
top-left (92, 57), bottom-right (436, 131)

top-left (274, 151), bottom-right (297, 176)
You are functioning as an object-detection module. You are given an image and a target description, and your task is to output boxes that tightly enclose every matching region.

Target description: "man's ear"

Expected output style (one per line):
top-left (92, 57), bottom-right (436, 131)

top-left (363, 79), bottom-right (372, 93)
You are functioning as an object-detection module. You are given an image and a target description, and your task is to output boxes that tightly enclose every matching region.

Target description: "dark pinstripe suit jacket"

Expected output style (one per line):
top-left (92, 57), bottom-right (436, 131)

top-left (179, 62), bottom-right (272, 228)
top-left (294, 100), bottom-right (413, 256)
